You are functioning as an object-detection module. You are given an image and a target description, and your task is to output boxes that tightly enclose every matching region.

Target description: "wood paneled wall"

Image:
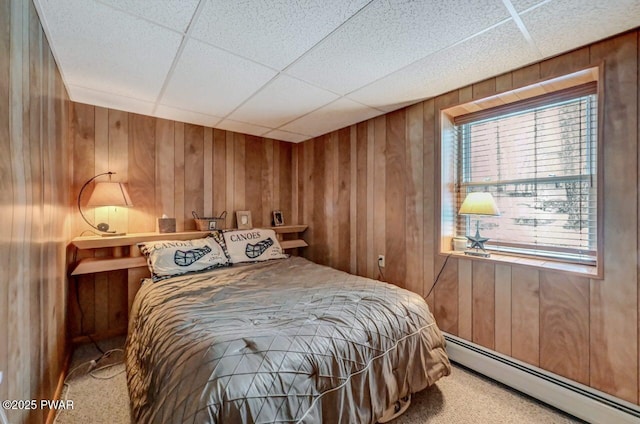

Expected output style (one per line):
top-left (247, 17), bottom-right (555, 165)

top-left (69, 103), bottom-right (294, 338)
top-left (0, 0), bottom-right (71, 422)
top-left (295, 30), bottom-right (640, 405)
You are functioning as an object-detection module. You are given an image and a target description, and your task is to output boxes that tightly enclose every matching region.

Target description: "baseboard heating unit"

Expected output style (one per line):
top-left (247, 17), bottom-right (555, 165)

top-left (444, 333), bottom-right (640, 424)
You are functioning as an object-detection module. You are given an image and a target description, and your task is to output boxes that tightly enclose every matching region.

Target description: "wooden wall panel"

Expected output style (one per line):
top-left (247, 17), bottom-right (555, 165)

top-left (588, 32), bottom-right (639, 403)
top-left (294, 29), bottom-right (640, 406)
top-left (300, 141), bottom-right (314, 258)
top-left (71, 103), bottom-right (96, 236)
top-left (337, 128), bottom-right (351, 272)
top-left (385, 110), bottom-right (406, 287)
top-left (325, 134), bottom-right (336, 267)
top-left (203, 127), bottom-right (213, 216)
top-left (212, 129), bottom-right (226, 220)
top-left (423, 99), bottom-right (436, 307)
top-left (1, 0), bottom-right (71, 422)
top-left (373, 116), bottom-right (386, 280)
top-left (107, 110), bottom-right (129, 232)
top-left (540, 47), bottom-right (590, 80)
top-left (405, 103), bottom-right (424, 295)
top-left (128, 114), bottom-right (156, 233)
top-left (540, 272), bottom-right (590, 384)
top-left (472, 261), bottom-right (495, 350)
top-left (494, 264), bottom-right (512, 356)
top-left (355, 122), bottom-right (368, 276)
top-left (174, 123), bottom-right (185, 231)
top-left (183, 124), bottom-right (204, 229)
top-left (233, 133), bottom-right (246, 219)
top-left (311, 137), bottom-right (328, 264)
top-left (69, 107), bottom-right (295, 341)
top-left (457, 258), bottom-right (472, 340)
top-left (349, 126), bottom-right (357, 274)
top-left (511, 269), bottom-right (540, 366)
top-left (244, 135), bottom-right (263, 227)
top-left (155, 119), bottom-right (175, 220)
top-left (434, 257), bottom-right (458, 334)
top-left (278, 142), bottom-right (293, 225)
top-left (366, 120), bottom-right (375, 279)
top-left (261, 138), bottom-right (274, 227)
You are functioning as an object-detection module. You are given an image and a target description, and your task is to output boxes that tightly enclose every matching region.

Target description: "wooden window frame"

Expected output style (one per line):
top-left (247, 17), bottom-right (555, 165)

top-left (437, 67), bottom-right (604, 278)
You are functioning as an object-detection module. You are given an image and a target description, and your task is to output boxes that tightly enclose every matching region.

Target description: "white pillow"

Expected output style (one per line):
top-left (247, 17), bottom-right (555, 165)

top-left (223, 229), bottom-right (287, 264)
top-left (138, 234), bottom-right (230, 281)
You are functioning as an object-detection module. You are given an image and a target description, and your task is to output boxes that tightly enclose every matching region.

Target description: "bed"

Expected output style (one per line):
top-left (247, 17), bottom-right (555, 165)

top-left (126, 254), bottom-right (450, 423)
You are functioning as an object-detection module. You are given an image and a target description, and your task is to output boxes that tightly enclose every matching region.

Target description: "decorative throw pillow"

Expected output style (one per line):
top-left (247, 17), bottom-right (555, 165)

top-left (222, 228), bottom-right (287, 264)
top-left (138, 232), bottom-right (230, 281)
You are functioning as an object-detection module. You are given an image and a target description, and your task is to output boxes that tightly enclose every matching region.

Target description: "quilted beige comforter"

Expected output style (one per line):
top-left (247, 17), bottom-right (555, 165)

top-left (126, 256), bottom-right (450, 423)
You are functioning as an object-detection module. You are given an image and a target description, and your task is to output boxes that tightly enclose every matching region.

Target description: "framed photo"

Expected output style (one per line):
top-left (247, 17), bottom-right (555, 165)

top-left (272, 210), bottom-right (284, 227)
top-left (236, 210), bottom-right (252, 229)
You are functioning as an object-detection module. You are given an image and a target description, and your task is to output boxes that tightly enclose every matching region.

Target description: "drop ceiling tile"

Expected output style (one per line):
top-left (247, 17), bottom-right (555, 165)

top-left (98, 0), bottom-right (200, 32)
top-left (286, 0), bottom-right (510, 95)
top-left (348, 20), bottom-right (539, 112)
top-left (281, 98), bottom-right (382, 137)
top-left (190, 0), bottom-right (370, 70)
top-left (228, 75), bottom-right (339, 128)
top-left (215, 119), bottom-right (272, 138)
top-left (161, 38), bottom-right (278, 118)
top-left (38, 0), bottom-right (182, 102)
top-left (522, 0), bottom-right (640, 58)
top-left (154, 105), bottom-right (222, 128)
top-left (69, 85), bottom-right (155, 115)
top-left (509, 0), bottom-right (549, 13)
top-left (263, 130), bottom-right (310, 143)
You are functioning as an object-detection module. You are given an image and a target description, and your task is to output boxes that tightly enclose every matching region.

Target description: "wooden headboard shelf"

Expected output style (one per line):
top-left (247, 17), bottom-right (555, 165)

top-left (270, 225), bottom-right (309, 249)
top-left (70, 226), bottom-right (308, 276)
top-left (71, 256), bottom-right (147, 276)
top-left (71, 230), bottom-right (211, 250)
top-left (70, 231), bottom-right (211, 276)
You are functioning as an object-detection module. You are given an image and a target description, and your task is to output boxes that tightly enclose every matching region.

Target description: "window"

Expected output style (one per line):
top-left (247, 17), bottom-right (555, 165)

top-left (448, 82), bottom-right (598, 265)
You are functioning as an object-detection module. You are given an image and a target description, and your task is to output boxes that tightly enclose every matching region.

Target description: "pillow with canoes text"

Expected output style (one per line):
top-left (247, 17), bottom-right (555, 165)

top-left (138, 232), bottom-right (230, 281)
top-left (222, 228), bottom-right (287, 264)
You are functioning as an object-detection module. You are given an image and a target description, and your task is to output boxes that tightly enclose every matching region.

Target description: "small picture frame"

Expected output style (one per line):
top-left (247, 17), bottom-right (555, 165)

top-left (272, 210), bottom-right (284, 227)
top-left (208, 220), bottom-right (217, 230)
top-left (236, 210), bottom-right (252, 230)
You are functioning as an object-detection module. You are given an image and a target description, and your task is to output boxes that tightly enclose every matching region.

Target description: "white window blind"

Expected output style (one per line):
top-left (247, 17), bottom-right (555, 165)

top-left (452, 83), bottom-right (598, 264)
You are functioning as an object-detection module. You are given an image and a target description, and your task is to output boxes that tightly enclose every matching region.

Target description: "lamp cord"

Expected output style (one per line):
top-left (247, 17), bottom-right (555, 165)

top-left (376, 254), bottom-right (450, 299)
top-left (377, 261), bottom-right (385, 281)
top-left (425, 254), bottom-right (452, 300)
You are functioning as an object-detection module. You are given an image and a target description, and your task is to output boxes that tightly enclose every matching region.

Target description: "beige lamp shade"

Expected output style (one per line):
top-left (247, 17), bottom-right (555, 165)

top-left (458, 192), bottom-right (500, 216)
top-left (86, 182), bottom-right (133, 207)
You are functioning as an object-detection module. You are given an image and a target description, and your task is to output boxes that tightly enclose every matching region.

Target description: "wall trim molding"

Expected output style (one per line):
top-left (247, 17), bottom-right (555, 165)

top-left (45, 351), bottom-right (71, 424)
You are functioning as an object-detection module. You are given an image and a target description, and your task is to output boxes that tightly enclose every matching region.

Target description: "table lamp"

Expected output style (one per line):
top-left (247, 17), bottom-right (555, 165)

top-left (458, 192), bottom-right (500, 257)
top-left (78, 171), bottom-right (133, 236)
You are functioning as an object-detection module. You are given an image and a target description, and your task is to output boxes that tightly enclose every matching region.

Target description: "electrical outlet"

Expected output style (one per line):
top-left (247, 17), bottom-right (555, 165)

top-left (378, 255), bottom-right (385, 268)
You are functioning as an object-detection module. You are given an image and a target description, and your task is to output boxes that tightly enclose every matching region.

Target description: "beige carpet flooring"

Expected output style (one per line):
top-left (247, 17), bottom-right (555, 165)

top-left (54, 337), bottom-right (584, 424)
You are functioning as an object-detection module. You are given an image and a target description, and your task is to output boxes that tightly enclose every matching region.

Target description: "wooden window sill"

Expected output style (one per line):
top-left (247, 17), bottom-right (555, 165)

top-left (441, 250), bottom-right (601, 279)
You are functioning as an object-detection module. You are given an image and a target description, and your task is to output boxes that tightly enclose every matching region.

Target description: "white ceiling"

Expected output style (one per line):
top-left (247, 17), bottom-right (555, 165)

top-left (34, 0), bottom-right (640, 143)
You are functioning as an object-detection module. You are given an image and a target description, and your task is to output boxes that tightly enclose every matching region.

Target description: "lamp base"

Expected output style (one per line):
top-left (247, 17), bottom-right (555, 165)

top-left (101, 232), bottom-right (126, 237)
top-left (464, 249), bottom-right (490, 258)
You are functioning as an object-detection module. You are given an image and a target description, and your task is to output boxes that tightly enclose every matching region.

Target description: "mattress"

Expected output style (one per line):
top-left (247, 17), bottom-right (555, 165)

top-left (126, 256), bottom-right (450, 423)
